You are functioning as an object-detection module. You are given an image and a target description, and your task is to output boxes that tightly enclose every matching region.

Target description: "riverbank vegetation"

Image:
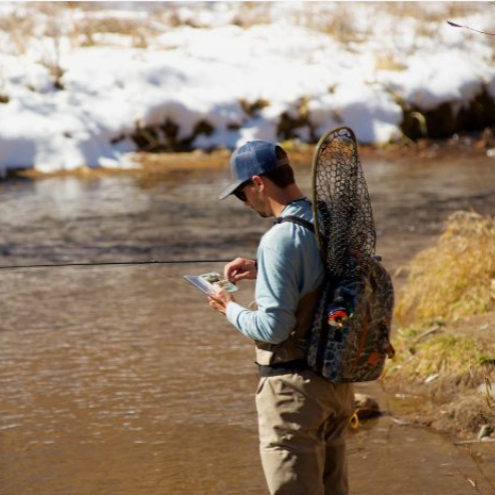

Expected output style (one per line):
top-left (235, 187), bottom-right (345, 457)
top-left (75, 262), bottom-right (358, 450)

top-left (396, 211), bottom-right (495, 324)
top-left (385, 212), bottom-right (495, 438)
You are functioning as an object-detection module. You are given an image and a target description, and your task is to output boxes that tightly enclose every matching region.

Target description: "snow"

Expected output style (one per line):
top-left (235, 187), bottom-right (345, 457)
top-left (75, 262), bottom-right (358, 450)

top-left (0, 2), bottom-right (493, 173)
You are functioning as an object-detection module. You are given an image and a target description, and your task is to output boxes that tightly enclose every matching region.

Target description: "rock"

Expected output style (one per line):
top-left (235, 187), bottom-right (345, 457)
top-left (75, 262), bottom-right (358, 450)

top-left (477, 424), bottom-right (493, 441)
top-left (477, 382), bottom-right (495, 397)
top-left (390, 417), bottom-right (410, 426)
top-left (354, 393), bottom-right (381, 419)
top-left (424, 373), bottom-right (440, 384)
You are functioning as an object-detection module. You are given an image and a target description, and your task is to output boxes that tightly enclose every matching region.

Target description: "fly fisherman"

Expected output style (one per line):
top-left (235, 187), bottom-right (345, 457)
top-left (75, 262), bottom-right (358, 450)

top-left (209, 140), bottom-right (355, 495)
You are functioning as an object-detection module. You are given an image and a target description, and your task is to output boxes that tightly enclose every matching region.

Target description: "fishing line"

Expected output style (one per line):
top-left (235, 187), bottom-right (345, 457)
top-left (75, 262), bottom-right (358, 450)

top-left (0, 259), bottom-right (233, 271)
top-left (0, 259), bottom-right (240, 297)
top-left (447, 20), bottom-right (495, 36)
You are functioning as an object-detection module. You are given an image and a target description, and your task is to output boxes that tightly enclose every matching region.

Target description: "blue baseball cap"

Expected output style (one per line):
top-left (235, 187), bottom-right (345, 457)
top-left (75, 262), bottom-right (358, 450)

top-left (219, 140), bottom-right (289, 200)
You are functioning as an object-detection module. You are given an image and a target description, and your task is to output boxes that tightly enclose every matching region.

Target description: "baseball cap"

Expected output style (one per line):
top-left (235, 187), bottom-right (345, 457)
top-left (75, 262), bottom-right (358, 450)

top-left (219, 140), bottom-right (289, 200)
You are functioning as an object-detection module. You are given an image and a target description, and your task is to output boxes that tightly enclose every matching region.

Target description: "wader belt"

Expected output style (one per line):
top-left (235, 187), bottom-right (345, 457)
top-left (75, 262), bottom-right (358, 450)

top-left (258, 359), bottom-right (310, 378)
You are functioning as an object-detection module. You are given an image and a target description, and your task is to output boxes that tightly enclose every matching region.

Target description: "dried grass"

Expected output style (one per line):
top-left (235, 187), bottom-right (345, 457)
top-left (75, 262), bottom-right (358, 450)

top-left (0, 2), bottom-right (488, 57)
top-left (382, 2), bottom-right (481, 23)
top-left (480, 372), bottom-right (495, 414)
top-left (386, 212), bottom-right (495, 392)
top-left (375, 54), bottom-right (407, 72)
top-left (396, 211), bottom-right (495, 327)
top-left (73, 17), bottom-right (159, 49)
top-left (390, 332), bottom-right (486, 380)
top-left (0, 11), bottom-right (36, 55)
top-left (315, 4), bottom-right (364, 44)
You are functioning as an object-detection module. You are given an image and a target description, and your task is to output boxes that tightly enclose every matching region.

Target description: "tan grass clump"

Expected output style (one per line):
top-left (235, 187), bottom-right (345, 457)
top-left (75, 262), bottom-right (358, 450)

top-left (384, 330), bottom-right (495, 400)
top-left (375, 54), bottom-right (407, 72)
top-left (396, 211), bottom-right (495, 327)
top-left (394, 334), bottom-right (485, 379)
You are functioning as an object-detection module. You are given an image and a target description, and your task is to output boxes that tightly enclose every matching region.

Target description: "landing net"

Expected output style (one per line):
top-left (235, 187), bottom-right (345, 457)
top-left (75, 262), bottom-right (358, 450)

top-left (311, 127), bottom-right (376, 282)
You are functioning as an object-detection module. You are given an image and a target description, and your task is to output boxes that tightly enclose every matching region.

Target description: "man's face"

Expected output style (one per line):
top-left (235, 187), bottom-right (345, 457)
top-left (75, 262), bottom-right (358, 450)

top-left (234, 179), bottom-right (271, 218)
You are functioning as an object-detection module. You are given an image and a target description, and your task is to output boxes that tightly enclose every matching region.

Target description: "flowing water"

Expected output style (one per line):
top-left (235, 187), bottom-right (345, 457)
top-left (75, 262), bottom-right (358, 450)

top-left (1, 154), bottom-right (495, 495)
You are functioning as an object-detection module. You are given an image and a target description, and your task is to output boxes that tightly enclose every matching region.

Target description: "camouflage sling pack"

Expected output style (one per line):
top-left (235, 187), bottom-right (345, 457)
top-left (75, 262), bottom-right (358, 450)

top-left (306, 127), bottom-right (395, 383)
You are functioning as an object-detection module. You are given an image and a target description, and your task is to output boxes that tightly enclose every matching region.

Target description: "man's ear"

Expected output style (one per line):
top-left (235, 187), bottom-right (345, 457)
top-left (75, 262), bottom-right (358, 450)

top-left (251, 175), bottom-right (264, 191)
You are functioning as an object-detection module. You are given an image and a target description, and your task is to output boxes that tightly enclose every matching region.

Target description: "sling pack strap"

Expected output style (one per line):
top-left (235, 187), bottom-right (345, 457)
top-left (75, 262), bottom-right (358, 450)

top-left (274, 215), bottom-right (315, 233)
top-left (275, 216), bottom-right (383, 263)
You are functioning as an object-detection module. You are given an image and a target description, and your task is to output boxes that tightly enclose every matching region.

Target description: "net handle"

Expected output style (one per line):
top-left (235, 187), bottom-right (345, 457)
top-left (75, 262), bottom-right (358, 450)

top-left (310, 126), bottom-right (358, 252)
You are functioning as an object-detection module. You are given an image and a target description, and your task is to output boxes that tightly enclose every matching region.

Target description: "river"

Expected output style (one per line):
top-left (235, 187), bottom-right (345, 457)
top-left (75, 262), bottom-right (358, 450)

top-left (1, 152), bottom-right (494, 494)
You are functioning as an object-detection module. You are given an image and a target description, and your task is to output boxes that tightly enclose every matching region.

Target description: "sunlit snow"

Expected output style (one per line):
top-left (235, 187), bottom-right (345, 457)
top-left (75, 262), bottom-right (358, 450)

top-left (0, 2), bottom-right (493, 173)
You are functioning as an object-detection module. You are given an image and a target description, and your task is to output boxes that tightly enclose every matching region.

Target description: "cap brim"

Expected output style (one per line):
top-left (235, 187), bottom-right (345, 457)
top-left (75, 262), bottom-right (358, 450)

top-left (218, 181), bottom-right (243, 200)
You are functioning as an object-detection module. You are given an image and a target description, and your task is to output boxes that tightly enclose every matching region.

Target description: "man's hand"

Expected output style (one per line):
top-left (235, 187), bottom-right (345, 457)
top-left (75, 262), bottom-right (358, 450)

top-left (208, 284), bottom-right (235, 315)
top-left (224, 257), bottom-right (257, 283)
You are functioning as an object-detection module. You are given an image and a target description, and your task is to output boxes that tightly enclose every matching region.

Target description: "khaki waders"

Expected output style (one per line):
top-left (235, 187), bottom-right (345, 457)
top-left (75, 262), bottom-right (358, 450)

top-left (252, 291), bottom-right (355, 495)
top-left (256, 371), bottom-right (354, 495)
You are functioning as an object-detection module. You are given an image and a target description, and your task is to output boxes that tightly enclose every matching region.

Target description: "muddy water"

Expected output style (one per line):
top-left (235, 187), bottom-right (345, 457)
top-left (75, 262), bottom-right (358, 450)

top-left (1, 155), bottom-right (495, 495)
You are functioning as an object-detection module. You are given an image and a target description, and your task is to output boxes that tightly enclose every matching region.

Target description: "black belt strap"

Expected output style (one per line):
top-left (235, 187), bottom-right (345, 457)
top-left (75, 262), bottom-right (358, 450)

top-left (258, 359), bottom-right (310, 377)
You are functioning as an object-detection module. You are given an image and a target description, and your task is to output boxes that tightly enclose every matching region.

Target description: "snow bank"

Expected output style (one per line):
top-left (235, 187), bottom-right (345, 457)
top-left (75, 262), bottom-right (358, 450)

top-left (0, 2), bottom-right (493, 173)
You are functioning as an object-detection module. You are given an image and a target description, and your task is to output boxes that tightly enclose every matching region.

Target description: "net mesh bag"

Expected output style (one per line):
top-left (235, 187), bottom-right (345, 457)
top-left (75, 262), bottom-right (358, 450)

top-left (311, 127), bottom-right (376, 282)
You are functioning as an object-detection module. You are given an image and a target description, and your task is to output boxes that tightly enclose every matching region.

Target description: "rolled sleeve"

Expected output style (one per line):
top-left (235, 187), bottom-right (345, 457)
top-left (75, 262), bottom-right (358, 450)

top-left (225, 237), bottom-right (301, 344)
top-left (226, 301), bottom-right (295, 344)
top-left (224, 202), bottom-right (323, 345)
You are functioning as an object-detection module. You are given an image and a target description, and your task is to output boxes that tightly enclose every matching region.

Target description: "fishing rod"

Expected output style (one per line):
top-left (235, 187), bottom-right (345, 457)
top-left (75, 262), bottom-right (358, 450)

top-left (447, 20), bottom-right (495, 36)
top-left (0, 259), bottom-right (233, 271)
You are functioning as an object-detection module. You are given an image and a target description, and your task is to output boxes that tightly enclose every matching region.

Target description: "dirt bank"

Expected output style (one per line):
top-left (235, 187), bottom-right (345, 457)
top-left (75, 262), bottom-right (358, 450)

top-left (384, 308), bottom-right (495, 439)
top-left (384, 211), bottom-right (495, 439)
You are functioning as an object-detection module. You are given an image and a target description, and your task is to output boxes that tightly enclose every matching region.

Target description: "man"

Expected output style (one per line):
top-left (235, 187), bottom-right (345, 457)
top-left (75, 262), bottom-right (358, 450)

top-left (209, 140), bottom-right (354, 495)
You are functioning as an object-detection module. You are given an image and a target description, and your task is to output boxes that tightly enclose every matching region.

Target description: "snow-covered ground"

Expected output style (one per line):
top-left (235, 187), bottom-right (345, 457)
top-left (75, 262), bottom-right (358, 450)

top-left (0, 1), bottom-right (493, 173)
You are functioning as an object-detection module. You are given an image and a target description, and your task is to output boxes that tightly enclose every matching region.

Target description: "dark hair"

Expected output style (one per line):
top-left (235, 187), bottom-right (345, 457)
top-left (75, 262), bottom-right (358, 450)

top-left (262, 147), bottom-right (295, 188)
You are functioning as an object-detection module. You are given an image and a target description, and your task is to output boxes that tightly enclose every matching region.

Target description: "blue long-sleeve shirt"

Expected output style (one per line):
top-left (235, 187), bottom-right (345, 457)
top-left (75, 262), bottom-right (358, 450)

top-left (226, 199), bottom-right (324, 344)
